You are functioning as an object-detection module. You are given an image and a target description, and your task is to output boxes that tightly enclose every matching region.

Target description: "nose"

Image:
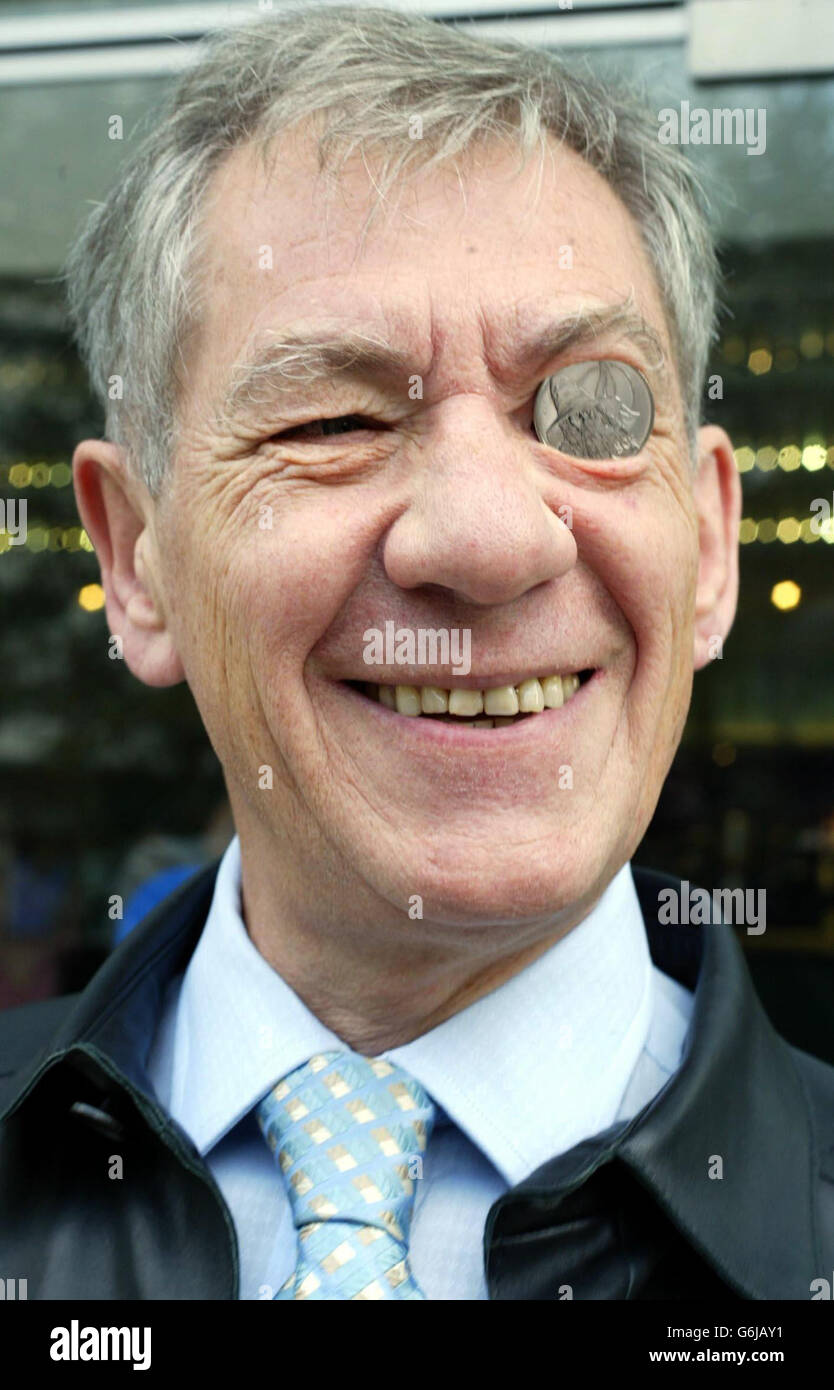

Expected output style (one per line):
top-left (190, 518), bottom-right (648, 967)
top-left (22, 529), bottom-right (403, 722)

top-left (382, 395), bottom-right (576, 606)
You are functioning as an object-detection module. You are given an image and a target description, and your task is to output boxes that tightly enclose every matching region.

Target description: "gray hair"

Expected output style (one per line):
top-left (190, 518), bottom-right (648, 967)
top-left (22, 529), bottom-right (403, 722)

top-left (64, 3), bottom-right (719, 497)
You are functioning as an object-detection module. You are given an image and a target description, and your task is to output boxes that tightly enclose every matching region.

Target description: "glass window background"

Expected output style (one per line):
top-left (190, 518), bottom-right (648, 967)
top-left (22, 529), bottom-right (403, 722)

top-left (0, 3), bottom-right (832, 1056)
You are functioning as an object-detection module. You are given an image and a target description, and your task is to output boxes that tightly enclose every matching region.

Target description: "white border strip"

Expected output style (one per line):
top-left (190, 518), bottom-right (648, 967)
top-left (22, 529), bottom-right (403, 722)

top-left (0, 9), bottom-right (685, 86)
top-left (690, 0), bottom-right (834, 78)
top-left (0, 1), bottom-right (681, 51)
top-left (0, 44), bottom-right (198, 85)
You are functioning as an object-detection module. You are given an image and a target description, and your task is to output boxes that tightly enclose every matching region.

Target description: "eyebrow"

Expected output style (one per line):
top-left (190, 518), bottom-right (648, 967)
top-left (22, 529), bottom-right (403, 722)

top-left (216, 295), bottom-right (669, 430)
top-left (509, 297), bottom-right (668, 380)
top-left (217, 326), bottom-right (415, 429)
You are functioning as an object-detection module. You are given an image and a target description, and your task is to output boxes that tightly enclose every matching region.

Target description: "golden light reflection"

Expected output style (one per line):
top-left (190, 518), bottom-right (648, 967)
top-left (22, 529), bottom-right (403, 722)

top-left (770, 580), bottom-right (801, 611)
top-left (77, 583), bottom-right (105, 612)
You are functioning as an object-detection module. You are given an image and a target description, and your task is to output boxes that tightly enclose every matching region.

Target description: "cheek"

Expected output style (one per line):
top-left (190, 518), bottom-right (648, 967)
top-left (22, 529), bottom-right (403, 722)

top-left (608, 508), bottom-right (698, 648)
top-left (249, 511), bottom-right (369, 664)
top-left (251, 483), bottom-right (396, 651)
top-left (176, 493), bottom-right (374, 685)
top-left (155, 490), bottom-right (254, 687)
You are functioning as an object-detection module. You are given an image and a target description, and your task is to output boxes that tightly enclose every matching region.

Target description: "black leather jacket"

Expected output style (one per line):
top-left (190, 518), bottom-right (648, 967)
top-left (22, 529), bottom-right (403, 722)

top-left (1, 863), bottom-right (833, 1300)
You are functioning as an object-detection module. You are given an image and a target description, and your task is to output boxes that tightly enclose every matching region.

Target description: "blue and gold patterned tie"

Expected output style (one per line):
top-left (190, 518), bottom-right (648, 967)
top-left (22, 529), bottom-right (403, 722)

top-left (256, 1050), bottom-right (436, 1300)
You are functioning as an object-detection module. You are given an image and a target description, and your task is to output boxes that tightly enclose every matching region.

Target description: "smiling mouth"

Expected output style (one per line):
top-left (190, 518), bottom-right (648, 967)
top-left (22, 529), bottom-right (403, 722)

top-left (345, 669), bottom-right (594, 727)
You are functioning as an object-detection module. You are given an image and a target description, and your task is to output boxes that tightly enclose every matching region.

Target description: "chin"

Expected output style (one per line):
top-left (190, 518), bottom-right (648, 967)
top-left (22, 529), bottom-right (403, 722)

top-left (377, 835), bottom-right (616, 929)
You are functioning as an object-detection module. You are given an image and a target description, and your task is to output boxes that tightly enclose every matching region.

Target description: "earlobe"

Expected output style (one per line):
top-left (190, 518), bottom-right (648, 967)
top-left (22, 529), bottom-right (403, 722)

top-left (72, 439), bottom-right (186, 687)
top-left (692, 425), bottom-right (742, 672)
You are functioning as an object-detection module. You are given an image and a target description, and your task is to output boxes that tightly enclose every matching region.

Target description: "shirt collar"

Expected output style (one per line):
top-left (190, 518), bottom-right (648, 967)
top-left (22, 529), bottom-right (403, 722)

top-left (157, 836), bottom-right (343, 1154)
top-left (158, 837), bottom-right (655, 1182)
top-left (387, 862), bottom-right (654, 1184)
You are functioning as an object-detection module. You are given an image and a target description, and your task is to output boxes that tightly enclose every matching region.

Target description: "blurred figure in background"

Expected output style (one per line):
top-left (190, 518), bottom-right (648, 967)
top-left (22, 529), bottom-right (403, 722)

top-left (112, 800), bottom-right (234, 946)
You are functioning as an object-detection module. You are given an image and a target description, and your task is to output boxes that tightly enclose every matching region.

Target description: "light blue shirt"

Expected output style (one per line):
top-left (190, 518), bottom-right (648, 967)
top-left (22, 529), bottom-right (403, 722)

top-left (146, 837), bottom-right (694, 1299)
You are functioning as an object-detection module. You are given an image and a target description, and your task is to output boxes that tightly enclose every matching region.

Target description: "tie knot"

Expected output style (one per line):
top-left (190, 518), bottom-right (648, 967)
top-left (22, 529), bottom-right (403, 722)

top-left (256, 1050), bottom-right (435, 1245)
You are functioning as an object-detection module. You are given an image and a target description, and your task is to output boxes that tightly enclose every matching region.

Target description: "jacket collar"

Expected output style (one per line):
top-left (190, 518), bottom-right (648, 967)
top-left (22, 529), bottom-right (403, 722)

top-left (632, 866), bottom-right (816, 1299)
top-left (0, 862), bottom-right (819, 1299)
top-left (488, 867), bottom-right (818, 1299)
top-left (625, 868), bottom-right (814, 1299)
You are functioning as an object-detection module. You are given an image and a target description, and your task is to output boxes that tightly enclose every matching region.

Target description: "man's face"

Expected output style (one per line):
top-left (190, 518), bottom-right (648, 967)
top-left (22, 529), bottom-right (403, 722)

top-left (140, 129), bottom-right (734, 926)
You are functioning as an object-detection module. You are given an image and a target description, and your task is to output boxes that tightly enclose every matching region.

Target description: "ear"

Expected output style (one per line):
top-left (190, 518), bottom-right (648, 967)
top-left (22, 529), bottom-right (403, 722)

top-left (72, 439), bottom-right (185, 687)
top-left (692, 424), bottom-right (741, 671)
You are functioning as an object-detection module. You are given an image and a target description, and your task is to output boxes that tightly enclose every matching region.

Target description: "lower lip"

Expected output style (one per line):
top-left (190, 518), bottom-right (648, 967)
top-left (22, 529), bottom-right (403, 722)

top-left (336, 672), bottom-right (600, 750)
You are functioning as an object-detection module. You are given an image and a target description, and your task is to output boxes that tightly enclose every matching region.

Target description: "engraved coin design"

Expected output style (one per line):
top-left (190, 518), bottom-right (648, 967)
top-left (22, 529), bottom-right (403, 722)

top-left (533, 359), bottom-right (654, 459)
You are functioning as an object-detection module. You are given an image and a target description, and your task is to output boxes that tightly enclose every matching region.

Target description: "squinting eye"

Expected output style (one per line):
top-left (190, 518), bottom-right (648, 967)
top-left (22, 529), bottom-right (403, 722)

top-left (272, 413), bottom-right (376, 442)
top-left (533, 360), bottom-right (654, 460)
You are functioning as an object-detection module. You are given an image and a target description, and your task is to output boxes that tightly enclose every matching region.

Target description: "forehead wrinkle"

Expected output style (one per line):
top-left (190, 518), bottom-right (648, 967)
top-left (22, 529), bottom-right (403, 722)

top-left (214, 293), bottom-right (673, 434)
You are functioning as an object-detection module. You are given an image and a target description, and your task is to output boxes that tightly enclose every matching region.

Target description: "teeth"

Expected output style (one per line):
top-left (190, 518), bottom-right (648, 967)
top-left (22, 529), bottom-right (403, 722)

top-left (371, 671), bottom-right (586, 722)
top-left (394, 684), bottom-right (421, 716)
top-left (541, 675), bottom-right (564, 709)
top-left (448, 688), bottom-right (484, 718)
top-left (420, 685), bottom-right (449, 714)
top-left (483, 685), bottom-right (519, 717)
top-left (516, 678), bottom-right (544, 713)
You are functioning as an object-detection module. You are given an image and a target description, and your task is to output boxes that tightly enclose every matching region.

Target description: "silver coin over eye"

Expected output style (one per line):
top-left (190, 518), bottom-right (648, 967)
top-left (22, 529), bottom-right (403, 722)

top-left (533, 359), bottom-right (654, 460)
